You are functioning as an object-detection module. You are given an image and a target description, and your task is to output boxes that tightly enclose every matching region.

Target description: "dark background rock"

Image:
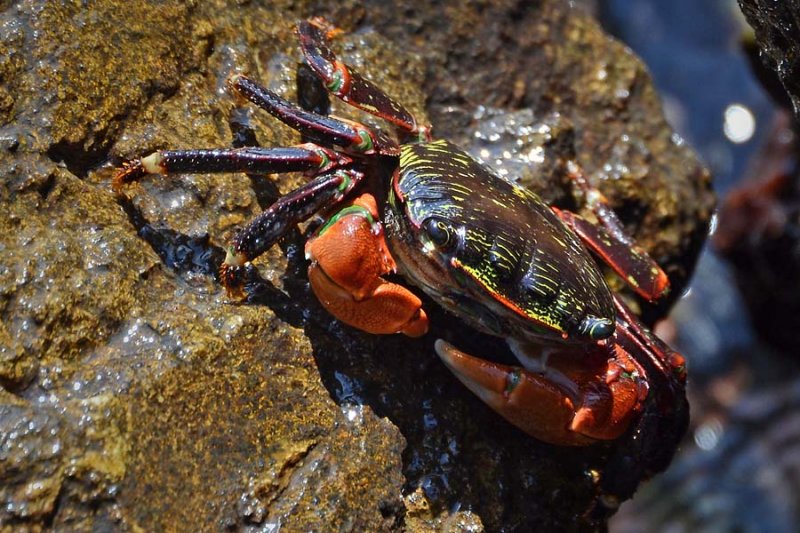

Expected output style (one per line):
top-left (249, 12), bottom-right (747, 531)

top-left (714, 145), bottom-right (800, 353)
top-left (718, 2), bottom-right (800, 352)
top-left (738, 0), bottom-right (800, 121)
top-left (0, 0), bottom-right (710, 530)
top-left (606, 1), bottom-right (800, 530)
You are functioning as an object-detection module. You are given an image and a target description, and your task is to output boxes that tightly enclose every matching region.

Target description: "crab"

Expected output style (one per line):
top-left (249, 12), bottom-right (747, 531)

top-left (114, 18), bottom-right (688, 449)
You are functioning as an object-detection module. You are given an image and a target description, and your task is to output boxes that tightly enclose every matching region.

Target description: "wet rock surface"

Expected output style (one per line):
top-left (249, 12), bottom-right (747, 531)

top-left (738, 0), bottom-right (800, 121)
top-left (0, 0), bottom-right (710, 531)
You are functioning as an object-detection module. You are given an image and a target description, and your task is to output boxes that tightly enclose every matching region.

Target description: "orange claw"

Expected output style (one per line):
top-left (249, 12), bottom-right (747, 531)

top-left (305, 193), bottom-right (429, 337)
top-left (435, 339), bottom-right (646, 446)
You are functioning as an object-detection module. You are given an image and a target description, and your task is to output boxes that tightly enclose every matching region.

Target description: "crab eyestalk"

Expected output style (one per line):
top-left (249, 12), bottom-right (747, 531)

top-left (575, 315), bottom-right (615, 341)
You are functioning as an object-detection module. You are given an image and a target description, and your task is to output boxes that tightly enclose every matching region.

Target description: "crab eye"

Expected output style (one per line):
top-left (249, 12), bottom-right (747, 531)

top-left (423, 217), bottom-right (456, 250)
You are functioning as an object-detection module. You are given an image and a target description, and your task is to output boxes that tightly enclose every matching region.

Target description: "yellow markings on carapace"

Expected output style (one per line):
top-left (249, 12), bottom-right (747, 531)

top-left (491, 198), bottom-right (507, 209)
top-left (399, 145), bottom-right (421, 167)
top-left (455, 259), bottom-right (565, 334)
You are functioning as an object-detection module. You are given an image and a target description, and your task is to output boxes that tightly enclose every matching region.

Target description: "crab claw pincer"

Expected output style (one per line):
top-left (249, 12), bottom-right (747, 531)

top-left (306, 194), bottom-right (429, 337)
top-left (435, 339), bottom-right (647, 446)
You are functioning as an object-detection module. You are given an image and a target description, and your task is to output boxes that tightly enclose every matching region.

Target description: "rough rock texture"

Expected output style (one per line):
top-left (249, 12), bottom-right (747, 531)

top-left (0, 0), bottom-right (711, 531)
top-left (738, 0), bottom-right (800, 120)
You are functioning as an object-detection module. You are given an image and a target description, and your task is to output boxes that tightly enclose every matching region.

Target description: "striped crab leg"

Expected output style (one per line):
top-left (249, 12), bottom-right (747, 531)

top-left (297, 18), bottom-right (432, 142)
top-left (113, 144), bottom-right (365, 297)
top-left (553, 164), bottom-right (670, 302)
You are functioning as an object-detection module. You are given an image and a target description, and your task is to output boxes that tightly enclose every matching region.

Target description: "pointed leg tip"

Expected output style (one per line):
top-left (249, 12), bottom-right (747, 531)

top-left (112, 159), bottom-right (145, 192)
top-left (305, 17), bottom-right (343, 39)
top-left (226, 72), bottom-right (248, 91)
top-left (219, 252), bottom-right (249, 300)
top-left (654, 269), bottom-right (671, 299)
top-left (227, 72), bottom-right (242, 87)
top-left (226, 73), bottom-right (253, 104)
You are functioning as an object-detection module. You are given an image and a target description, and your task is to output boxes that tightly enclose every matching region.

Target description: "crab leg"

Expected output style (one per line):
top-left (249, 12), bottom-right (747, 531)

top-left (228, 74), bottom-right (399, 156)
top-left (604, 294), bottom-right (689, 479)
top-left (113, 144), bottom-right (348, 190)
top-left (554, 208), bottom-right (670, 301)
top-left (552, 164), bottom-right (670, 301)
top-left (297, 19), bottom-right (431, 141)
top-left (612, 294), bottom-right (686, 385)
top-left (221, 167), bottom-right (365, 295)
top-left (114, 139), bottom-right (366, 297)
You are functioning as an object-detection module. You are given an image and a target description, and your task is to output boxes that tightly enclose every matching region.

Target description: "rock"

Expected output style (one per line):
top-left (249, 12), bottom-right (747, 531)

top-left (0, 0), bottom-right (710, 530)
top-left (720, 2), bottom-right (800, 351)
top-left (613, 378), bottom-right (800, 532)
top-left (715, 166), bottom-right (800, 352)
top-left (738, 0), bottom-right (800, 120)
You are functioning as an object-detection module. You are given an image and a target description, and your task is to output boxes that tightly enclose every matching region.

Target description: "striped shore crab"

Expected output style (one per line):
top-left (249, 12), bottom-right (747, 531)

top-left (114, 19), bottom-right (688, 452)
